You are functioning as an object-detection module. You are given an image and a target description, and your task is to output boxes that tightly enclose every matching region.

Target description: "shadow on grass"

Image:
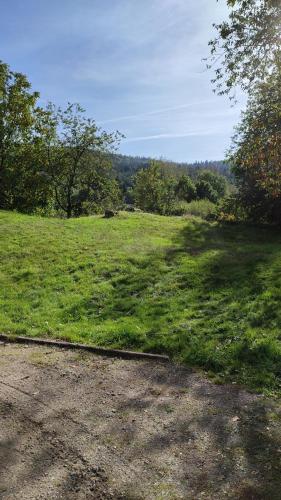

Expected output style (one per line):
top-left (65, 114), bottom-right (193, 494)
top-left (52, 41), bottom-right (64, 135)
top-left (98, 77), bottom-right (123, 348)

top-left (66, 219), bottom-right (281, 395)
top-left (114, 220), bottom-right (281, 391)
top-left (172, 221), bottom-right (281, 394)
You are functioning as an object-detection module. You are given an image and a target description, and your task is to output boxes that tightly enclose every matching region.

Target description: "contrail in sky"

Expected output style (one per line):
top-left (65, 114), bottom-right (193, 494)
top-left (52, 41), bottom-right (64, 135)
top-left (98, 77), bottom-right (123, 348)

top-left (97, 100), bottom-right (215, 125)
top-left (123, 129), bottom-right (221, 143)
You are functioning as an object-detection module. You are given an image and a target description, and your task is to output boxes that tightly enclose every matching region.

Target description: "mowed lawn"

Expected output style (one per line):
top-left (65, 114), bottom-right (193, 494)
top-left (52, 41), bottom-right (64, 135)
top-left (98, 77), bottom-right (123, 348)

top-left (1, 210), bottom-right (281, 395)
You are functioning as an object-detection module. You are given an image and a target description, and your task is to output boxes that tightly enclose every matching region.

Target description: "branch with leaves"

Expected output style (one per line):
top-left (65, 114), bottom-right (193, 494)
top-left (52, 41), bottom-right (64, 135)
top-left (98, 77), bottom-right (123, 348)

top-left (208, 0), bottom-right (281, 96)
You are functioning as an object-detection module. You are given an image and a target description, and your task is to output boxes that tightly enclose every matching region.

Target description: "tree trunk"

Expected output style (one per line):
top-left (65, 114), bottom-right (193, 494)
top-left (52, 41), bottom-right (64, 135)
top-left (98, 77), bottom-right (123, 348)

top-left (66, 205), bottom-right (72, 218)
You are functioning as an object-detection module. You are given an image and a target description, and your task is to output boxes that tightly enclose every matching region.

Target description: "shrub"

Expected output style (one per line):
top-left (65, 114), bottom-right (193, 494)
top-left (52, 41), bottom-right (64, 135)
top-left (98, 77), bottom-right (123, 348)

top-left (170, 201), bottom-right (191, 216)
top-left (195, 170), bottom-right (228, 204)
top-left (197, 170), bottom-right (227, 198)
top-left (175, 175), bottom-right (197, 202)
top-left (133, 161), bottom-right (176, 215)
top-left (196, 179), bottom-right (219, 203)
top-left (171, 199), bottom-right (216, 219)
top-left (216, 194), bottom-right (247, 223)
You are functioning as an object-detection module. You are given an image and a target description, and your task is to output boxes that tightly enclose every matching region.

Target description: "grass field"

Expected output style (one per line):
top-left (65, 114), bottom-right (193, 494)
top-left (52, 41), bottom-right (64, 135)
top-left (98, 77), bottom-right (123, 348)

top-left (1, 210), bottom-right (281, 396)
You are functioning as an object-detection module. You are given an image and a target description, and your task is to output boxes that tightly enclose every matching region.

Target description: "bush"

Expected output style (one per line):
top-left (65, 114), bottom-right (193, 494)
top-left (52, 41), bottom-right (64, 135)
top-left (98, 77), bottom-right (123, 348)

top-left (171, 199), bottom-right (217, 219)
top-left (195, 170), bottom-right (228, 204)
top-left (170, 201), bottom-right (191, 216)
top-left (175, 175), bottom-right (197, 202)
top-left (132, 161), bottom-right (176, 215)
top-left (197, 170), bottom-right (227, 198)
top-left (216, 194), bottom-right (247, 223)
top-left (196, 179), bottom-right (219, 203)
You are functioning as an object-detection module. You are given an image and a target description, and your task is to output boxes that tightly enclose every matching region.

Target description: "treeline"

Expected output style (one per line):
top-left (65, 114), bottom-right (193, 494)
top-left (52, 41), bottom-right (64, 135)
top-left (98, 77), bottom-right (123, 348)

top-left (0, 60), bottom-right (230, 219)
top-left (131, 161), bottom-right (228, 215)
top-left (112, 154), bottom-right (231, 187)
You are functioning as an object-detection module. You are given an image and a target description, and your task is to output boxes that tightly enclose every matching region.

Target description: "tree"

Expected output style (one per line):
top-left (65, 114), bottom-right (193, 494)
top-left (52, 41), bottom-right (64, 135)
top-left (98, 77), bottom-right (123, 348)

top-left (175, 175), bottom-right (197, 202)
top-left (229, 68), bottom-right (281, 223)
top-left (197, 170), bottom-right (227, 199)
top-left (39, 103), bottom-right (122, 218)
top-left (133, 161), bottom-right (165, 213)
top-left (133, 161), bottom-right (176, 214)
top-left (0, 61), bottom-right (40, 207)
top-left (161, 176), bottom-right (177, 215)
top-left (5, 141), bottom-right (53, 213)
top-left (209, 0), bottom-right (281, 96)
top-left (71, 152), bottom-right (122, 216)
top-left (196, 179), bottom-right (218, 203)
top-left (208, 1), bottom-right (281, 224)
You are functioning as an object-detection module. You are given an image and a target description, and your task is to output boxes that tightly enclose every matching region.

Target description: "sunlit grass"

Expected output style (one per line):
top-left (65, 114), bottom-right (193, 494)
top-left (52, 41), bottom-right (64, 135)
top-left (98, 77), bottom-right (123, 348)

top-left (1, 210), bottom-right (281, 395)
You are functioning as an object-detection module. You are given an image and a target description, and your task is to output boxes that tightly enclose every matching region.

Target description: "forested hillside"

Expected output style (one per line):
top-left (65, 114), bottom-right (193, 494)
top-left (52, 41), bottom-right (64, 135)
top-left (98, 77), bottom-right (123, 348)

top-left (112, 154), bottom-right (231, 187)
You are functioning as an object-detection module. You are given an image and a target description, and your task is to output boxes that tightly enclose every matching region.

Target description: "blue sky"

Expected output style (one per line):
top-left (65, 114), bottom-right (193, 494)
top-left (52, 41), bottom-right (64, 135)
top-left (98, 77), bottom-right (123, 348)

top-left (1, 0), bottom-right (245, 162)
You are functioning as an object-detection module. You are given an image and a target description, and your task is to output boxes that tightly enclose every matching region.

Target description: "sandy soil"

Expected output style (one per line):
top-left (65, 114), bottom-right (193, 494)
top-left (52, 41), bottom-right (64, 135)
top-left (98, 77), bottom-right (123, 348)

top-left (0, 343), bottom-right (281, 499)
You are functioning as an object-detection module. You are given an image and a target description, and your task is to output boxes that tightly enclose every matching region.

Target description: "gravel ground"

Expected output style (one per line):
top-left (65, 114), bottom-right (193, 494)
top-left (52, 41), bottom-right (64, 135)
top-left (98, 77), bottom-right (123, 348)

top-left (1, 343), bottom-right (281, 499)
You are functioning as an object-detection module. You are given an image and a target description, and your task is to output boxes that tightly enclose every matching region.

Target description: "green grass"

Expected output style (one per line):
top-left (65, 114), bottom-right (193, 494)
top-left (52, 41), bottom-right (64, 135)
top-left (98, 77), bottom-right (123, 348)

top-left (1, 210), bottom-right (281, 396)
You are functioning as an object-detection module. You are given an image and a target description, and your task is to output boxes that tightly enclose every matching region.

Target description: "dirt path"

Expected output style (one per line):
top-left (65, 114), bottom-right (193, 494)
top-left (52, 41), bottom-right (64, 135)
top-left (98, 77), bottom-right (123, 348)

top-left (0, 343), bottom-right (281, 499)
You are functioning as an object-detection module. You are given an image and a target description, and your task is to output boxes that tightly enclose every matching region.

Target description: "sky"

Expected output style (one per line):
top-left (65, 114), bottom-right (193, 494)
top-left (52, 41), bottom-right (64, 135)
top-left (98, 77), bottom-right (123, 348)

top-left (0, 0), bottom-right (245, 162)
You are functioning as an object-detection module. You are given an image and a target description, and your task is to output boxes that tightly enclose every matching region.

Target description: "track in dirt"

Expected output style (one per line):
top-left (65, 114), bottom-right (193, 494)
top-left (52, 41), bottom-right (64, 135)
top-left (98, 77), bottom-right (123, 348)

top-left (1, 343), bottom-right (281, 499)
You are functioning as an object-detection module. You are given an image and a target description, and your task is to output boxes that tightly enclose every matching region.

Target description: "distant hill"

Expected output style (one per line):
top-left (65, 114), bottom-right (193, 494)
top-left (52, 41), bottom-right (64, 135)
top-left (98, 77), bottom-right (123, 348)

top-left (111, 154), bottom-right (232, 186)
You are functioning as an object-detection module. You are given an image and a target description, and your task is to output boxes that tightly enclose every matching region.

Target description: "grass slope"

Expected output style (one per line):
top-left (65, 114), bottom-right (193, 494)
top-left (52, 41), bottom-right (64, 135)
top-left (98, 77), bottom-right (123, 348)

top-left (1, 210), bottom-right (281, 395)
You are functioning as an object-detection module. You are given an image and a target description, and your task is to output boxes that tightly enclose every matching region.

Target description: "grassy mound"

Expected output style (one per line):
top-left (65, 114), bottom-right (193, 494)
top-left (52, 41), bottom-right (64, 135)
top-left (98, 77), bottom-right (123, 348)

top-left (1, 210), bottom-right (281, 395)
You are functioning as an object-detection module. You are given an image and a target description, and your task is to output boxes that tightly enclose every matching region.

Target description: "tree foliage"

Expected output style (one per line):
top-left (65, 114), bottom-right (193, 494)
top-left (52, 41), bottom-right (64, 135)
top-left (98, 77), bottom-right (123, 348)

top-left (0, 61), bottom-right (122, 217)
top-left (133, 161), bottom-right (176, 215)
top-left (0, 61), bottom-right (41, 207)
top-left (196, 179), bottom-right (219, 204)
top-left (196, 170), bottom-right (227, 198)
top-left (175, 175), bottom-right (197, 202)
top-left (38, 103), bottom-right (122, 218)
top-left (210, 1), bottom-right (281, 225)
top-left (133, 162), bottom-right (227, 214)
top-left (209, 0), bottom-right (281, 96)
top-left (229, 68), bottom-right (281, 223)
top-left (196, 170), bottom-right (227, 201)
